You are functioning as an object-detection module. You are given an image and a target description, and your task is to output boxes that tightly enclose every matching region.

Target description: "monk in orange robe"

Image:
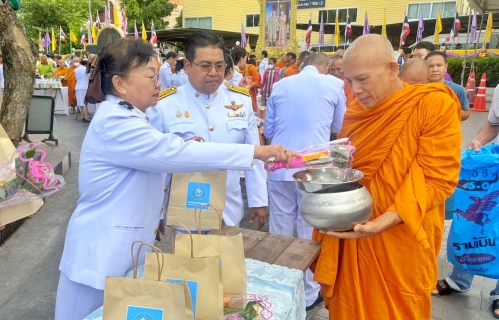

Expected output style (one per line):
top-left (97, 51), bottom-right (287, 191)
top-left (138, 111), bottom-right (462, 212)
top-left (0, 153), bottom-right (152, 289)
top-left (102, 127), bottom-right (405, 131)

top-left (240, 63), bottom-right (260, 112)
top-left (329, 56), bottom-right (355, 106)
top-left (54, 60), bottom-right (69, 87)
top-left (284, 51), bottom-right (310, 78)
top-left (67, 57), bottom-right (79, 112)
top-left (312, 34), bottom-right (462, 320)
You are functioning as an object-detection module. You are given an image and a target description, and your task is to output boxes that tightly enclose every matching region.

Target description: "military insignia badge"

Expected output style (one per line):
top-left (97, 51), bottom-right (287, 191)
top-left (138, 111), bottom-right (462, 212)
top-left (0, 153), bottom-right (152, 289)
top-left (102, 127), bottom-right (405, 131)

top-left (176, 111), bottom-right (182, 118)
top-left (225, 100), bottom-right (243, 111)
top-left (185, 111), bottom-right (190, 118)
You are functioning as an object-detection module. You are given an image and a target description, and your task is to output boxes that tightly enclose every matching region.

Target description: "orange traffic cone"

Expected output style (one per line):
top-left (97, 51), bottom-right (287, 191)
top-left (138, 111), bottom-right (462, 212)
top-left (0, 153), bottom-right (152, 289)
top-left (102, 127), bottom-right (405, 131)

top-left (467, 72), bottom-right (476, 107)
top-left (471, 73), bottom-right (488, 112)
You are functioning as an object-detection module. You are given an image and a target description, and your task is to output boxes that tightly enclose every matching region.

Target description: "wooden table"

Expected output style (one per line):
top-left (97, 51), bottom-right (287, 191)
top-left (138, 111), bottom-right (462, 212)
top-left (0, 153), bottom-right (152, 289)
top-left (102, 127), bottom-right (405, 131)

top-left (209, 226), bottom-right (321, 272)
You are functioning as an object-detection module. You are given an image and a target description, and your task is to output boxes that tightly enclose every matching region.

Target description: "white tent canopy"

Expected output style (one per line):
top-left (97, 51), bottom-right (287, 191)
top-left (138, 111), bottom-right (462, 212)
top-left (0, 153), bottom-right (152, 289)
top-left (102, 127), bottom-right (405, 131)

top-left (470, 0), bottom-right (499, 13)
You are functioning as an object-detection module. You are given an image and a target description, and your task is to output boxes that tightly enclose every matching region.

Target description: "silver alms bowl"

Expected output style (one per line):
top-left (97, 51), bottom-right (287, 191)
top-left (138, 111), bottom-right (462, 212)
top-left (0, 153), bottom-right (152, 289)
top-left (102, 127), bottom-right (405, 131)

top-left (293, 167), bottom-right (364, 193)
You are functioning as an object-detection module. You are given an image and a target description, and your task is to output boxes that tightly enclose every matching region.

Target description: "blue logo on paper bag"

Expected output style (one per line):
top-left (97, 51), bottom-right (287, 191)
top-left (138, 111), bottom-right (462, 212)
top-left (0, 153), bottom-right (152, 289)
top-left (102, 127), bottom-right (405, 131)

top-left (186, 182), bottom-right (211, 209)
top-left (166, 278), bottom-right (198, 319)
top-left (126, 306), bottom-right (163, 320)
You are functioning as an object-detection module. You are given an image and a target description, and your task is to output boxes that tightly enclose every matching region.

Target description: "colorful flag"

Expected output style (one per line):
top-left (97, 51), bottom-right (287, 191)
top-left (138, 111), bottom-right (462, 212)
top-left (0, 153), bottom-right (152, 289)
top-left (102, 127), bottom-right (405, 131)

top-left (305, 16), bottom-right (312, 47)
top-left (334, 14), bottom-right (340, 47)
top-left (150, 21), bottom-right (157, 45)
top-left (470, 11), bottom-right (477, 43)
top-left (241, 22), bottom-right (247, 47)
top-left (80, 27), bottom-right (87, 45)
top-left (382, 9), bottom-right (387, 38)
top-left (51, 28), bottom-right (57, 52)
top-left (88, 23), bottom-right (93, 44)
top-left (105, 5), bottom-right (110, 26)
top-left (134, 20), bottom-right (139, 38)
top-left (45, 31), bottom-right (51, 50)
top-left (345, 15), bottom-right (353, 45)
top-left (70, 29), bottom-right (78, 43)
top-left (245, 36), bottom-right (252, 53)
top-left (96, 10), bottom-right (101, 30)
top-left (319, 13), bottom-right (324, 46)
top-left (434, 9), bottom-right (443, 44)
top-left (114, 3), bottom-right (120, 27)
top-left (399, 14), bottom-right (410, 46)
top-left (484, 12), bottom-right (493, 44)
top-left (446, 10), bottom-right (461, 41)
top-left (142, 21), bottom-right (147, 41)
top-left (60, 27), bottom-right (67, 43)
top-left (417, 9), bottom-right (424, 42)
top-left (122, 6), bottom-right (128, 36)
top-left (92, 24), bottom-right (97, 42)
top-left (363, 12), bottom-right (370, 35)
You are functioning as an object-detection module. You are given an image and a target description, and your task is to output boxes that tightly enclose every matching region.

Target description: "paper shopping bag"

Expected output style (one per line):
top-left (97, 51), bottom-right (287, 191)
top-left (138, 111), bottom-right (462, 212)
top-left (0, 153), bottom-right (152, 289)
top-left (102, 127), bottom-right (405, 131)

top-left (144, 224), bottom-right (224, 320)
top-left (167, 171), bottom-right (227, 229)
top-left (103, 242), bottom-right (188, 320)
top-left (0, 124), bottom-right (43, 227)
top-left (176, 205), bottom-right (247, 296)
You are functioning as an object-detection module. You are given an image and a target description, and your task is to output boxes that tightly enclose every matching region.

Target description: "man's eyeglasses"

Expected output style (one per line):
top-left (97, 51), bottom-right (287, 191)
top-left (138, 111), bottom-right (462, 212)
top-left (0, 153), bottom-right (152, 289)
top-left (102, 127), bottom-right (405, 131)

top-left (191, 61), bottom-right (227, 73)
top-left (128, 73), bottom-right (160, 87)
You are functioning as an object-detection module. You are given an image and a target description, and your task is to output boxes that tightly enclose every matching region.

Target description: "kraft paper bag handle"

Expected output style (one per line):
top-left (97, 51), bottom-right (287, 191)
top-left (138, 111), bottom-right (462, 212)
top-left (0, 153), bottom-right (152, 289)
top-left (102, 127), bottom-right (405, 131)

top-left (170, 223), bottom-right (193, 257)
top-left (131, 241), bottom-right (164, 281)
top-left (194, 204), bottom-right (223, 235)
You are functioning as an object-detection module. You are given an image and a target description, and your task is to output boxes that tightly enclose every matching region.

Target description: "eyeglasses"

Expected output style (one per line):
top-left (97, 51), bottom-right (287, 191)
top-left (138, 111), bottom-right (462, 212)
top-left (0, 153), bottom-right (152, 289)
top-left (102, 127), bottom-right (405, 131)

top-left (191, 61), bottom-right (227, 73)
top-left (128, 73), bottom-right (161, 87)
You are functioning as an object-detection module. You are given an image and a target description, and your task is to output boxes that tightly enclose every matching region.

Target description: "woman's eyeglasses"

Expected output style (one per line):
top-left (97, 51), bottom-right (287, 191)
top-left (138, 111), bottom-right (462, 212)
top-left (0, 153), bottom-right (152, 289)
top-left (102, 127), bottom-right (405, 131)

top-left (128, 74), bottom-right (161, 87)
top-left (191, 61), bottom-right (227, 73)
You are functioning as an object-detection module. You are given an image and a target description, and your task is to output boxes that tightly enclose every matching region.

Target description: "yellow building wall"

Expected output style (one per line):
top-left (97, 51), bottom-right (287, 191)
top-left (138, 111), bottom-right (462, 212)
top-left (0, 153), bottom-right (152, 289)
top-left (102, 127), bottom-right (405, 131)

top-left (183, 0), bottom-right (469, 48)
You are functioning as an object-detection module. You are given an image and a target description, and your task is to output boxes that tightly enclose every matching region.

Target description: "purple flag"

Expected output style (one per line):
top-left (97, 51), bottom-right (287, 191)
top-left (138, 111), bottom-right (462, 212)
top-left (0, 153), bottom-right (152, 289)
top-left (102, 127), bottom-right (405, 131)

top-left (88, 25), bottom-right (92, 44)
top-left (105, 5), bottom-right (110, 26)
top-left (319, 13), bottom-right (325, 46)
top-left (241, 22), bottom-right (246, 47)
top-left (417, 10), bottom-right (424, 42)
top-left (363, 12), bottom-right (370, 35)
top-left (134, 21), bottom-right (139, 38)
top-left (41, 33), bottom-right (47, 49)
top-left (45, 31), bottom-right (51, 49)
top-left (470, 11), bottom-right (477, 43)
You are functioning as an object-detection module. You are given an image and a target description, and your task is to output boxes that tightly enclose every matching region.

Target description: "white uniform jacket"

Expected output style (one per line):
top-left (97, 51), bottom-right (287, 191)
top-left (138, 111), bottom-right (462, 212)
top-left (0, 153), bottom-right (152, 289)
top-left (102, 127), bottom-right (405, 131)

top-left (74, 66), bottom-right (89, 90)
top-left (263, 65), bottom-right (346, 181)
top-left (147, 81), bottom-right (268, 226)
top-left (59, 95), bottom-right (255, 290)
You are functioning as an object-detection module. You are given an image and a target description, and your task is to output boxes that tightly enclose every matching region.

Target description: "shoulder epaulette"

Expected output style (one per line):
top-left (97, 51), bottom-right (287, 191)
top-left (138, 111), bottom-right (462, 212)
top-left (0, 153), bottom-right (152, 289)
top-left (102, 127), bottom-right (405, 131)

top-left (225, 82), bottom-right (250, 96)
top-left (158, 87), bottom-right (177, 100)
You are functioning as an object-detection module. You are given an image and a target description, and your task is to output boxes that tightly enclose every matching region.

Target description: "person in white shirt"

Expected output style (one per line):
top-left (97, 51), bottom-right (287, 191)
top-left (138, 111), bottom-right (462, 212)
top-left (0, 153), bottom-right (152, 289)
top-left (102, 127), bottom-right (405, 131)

top-left (75, 60), bottom-right (91, 122)
top-left (171, 59), bottom-right (187, 87)
top-left (258, 50), bottom-right (269, 79)
top-left (159, 51), bottom-right (176, 90)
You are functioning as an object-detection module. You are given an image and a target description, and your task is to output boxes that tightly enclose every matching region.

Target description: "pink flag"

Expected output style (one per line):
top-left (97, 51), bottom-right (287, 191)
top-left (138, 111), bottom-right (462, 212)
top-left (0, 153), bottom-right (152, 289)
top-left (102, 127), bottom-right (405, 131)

top-left (319, 14), bottom-right (325, 46)
top-left (241, 22), bottom-right (246, 47)
top-left (105, 5), bottom-right (110, 26)
top-left (134, 21), bottom-right (139, 38)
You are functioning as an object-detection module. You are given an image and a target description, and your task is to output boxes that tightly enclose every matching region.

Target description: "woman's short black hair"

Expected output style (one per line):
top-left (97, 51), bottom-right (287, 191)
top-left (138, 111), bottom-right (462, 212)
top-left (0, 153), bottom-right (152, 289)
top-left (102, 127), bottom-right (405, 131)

top-left (261, 50), bottom-right (268, 58)
top-left (269, 57), bottom-right (277, 64)
top-left (175, 59), bottom-right (184, 72)
top-left (100, 37), bottom-right (156, 96)
top-left (224, 54), bottom-right (234, 78)
top-left (185, 31), bottom-right (225, 62)
top-left (231, 46), bottom-right (247, 65)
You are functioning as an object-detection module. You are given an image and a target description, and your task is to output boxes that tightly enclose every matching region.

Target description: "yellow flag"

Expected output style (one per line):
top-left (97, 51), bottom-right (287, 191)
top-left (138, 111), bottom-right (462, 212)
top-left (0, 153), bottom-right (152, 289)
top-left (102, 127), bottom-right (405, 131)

top-left (334, 14), bottom-right (339, 47)
top-left (484, 12), bottom-right (493, 44)
top-left (382, 9), bottom-right (387, 38)
top-left (245, 36), bottom-right (252, 53)
top-left (52, 27), bottom-right (57, 52)
top-left (114, 4), bottom-right (120, 27)
top-left (142, 21), bottom-right (147, 41)
top-left (92, 24), bottom-right (98, 42)
top-left (434, 9), bottom-right (443, 44)
top-left (70, 29), bottom-right (78, 43)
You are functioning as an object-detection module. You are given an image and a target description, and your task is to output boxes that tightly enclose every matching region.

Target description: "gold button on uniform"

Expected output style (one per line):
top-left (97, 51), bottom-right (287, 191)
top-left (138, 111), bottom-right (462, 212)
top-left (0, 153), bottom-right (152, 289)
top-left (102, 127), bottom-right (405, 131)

top-left (209, 126), bottom-right (214, 131)
top-left (195, 93), bottom-right (199, 97)
top-left (164, 186), bottom-right (168, 192)
top-left (206, 104), bottom-right (210, 109)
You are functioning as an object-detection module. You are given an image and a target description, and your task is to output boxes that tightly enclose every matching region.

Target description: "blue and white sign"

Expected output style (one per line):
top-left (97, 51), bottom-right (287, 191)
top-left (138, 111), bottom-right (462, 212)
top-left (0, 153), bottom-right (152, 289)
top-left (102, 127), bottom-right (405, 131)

top-left (166, 279), bottom-right (199, 319)
top-left (126, 306), bottom-right (164, 320)
top-left (185, 181), bottom-right (211, 210)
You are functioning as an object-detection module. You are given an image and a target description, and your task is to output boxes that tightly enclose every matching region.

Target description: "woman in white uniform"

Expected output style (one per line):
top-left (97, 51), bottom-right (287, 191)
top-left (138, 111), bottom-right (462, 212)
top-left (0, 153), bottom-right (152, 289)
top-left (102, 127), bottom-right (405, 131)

top-left (74, 60), bottom-right (91, 122)
top-left (54, 37), bottom-right (294, 320)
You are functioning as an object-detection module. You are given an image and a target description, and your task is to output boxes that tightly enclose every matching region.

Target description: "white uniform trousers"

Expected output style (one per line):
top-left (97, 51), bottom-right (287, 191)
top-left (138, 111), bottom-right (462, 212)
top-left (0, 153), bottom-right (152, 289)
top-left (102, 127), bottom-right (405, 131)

top-left (268, 180), bottom-right (321, 307)
top-left (55, 272), bottom-right (104, 320)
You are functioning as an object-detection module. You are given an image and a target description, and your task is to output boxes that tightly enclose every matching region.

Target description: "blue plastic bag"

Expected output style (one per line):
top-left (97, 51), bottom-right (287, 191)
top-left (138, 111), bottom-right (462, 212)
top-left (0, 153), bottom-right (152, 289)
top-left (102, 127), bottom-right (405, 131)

top-left (448, 143), bottom-right (499, 279)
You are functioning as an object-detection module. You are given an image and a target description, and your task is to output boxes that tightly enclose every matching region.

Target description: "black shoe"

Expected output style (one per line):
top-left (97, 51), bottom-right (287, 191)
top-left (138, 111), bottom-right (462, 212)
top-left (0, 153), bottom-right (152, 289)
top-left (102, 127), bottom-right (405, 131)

top-left (305, 294), bottom-right (324, 311)
top-left (82, 118), bottom-right (91, 123)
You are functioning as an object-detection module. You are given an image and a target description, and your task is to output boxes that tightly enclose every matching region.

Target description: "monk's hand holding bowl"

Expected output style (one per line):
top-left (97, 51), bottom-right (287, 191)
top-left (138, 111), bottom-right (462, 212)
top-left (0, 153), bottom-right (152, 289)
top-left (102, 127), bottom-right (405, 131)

top-left (321, 210), bottom-right (403, 239)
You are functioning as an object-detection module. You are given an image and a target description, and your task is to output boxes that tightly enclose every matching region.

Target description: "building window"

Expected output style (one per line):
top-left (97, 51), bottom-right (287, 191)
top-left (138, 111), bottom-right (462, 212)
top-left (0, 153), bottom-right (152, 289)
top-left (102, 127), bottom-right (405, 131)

top-left (408, 1), bottom-right (457, 20)
top-left (318, 8), bottom-right (357, 24)
top-left (185, 17), bottom-right (212, 29)
top-left (246, 14), bottom-right (260, 28)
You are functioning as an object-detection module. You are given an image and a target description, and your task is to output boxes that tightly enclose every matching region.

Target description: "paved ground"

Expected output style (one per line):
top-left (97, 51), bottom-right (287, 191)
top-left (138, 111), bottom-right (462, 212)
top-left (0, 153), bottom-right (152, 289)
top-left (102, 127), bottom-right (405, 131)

top-left (0, 109), bottom-right (496, 319)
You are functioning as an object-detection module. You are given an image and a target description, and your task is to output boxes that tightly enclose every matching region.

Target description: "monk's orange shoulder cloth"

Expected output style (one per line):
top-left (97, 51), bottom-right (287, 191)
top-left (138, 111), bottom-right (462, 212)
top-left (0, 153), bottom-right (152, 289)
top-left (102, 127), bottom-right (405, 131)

top-left (313, 83), bottom-right (462, 320)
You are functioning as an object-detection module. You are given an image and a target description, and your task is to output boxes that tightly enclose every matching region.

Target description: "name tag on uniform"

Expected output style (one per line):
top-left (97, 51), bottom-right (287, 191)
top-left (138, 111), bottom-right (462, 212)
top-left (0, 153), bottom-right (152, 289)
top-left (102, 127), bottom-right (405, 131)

top-left (228, 111), bottom-right (246, 118)
top-left (185, 181), bottom-right (212, 209)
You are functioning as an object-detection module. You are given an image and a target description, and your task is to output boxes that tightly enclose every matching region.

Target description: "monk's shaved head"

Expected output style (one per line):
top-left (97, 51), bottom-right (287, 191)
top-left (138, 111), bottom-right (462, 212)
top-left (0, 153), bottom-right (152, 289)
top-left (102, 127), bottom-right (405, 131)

top-left (400, 58), bottom-right (428, 84)
top-left (342, 35), bottom-right (403, 109)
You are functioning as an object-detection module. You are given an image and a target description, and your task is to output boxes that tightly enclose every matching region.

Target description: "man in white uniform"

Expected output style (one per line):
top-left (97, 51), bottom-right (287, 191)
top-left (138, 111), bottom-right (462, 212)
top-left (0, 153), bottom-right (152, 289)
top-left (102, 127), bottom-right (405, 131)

top-left (159, 51), bottom-right (176, 90)
top-left (75, 60), bottom-right (91, 122)
top-left (148, 31), bottom-right (268, 229)
top-left (263, 53), bottom-right (346, 310)
top-left (259, 50), bottom-right (269, 79)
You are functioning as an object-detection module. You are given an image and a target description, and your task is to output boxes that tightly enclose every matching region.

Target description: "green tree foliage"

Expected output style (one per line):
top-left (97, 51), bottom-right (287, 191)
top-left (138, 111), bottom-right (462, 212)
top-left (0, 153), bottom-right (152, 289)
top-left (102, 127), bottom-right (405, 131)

top-left (121, 0), bottom-right (175, 31)
top-left (18, 0), bottom-right (104, 44)
top-left (175, 10), bottom-right (182, 28)
top-left (447, 56), bottom-right (499, 88)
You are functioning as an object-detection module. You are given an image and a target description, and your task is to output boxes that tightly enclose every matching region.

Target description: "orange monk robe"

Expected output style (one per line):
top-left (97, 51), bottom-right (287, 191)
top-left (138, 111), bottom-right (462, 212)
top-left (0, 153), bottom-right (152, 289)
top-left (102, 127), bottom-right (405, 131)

top-left (54, 67), bottom-right (69, 87)
top-left (241, 64), bottom-right (260, 112)
top-left (67, 65), bottom-right (77, 107)
top-left (284, 63), bottom-right (299, 77)
top-left (276, 59), bottom-right (286, 69)
top-left (343, 79), bottom-right (355, 107)
top-left (313, 83), bottom-right (462, 320)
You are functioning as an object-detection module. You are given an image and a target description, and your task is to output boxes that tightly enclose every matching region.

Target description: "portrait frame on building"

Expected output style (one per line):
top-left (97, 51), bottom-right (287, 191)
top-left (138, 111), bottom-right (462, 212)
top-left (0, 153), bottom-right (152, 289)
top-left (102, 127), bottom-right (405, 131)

top-left (255, 0), bottom-right (298, 58)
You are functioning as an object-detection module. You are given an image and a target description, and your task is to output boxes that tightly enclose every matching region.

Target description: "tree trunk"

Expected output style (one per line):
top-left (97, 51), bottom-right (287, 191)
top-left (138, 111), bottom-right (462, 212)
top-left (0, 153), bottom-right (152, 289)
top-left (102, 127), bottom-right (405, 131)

top-left (0, 2), bottom-right (38, 147)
